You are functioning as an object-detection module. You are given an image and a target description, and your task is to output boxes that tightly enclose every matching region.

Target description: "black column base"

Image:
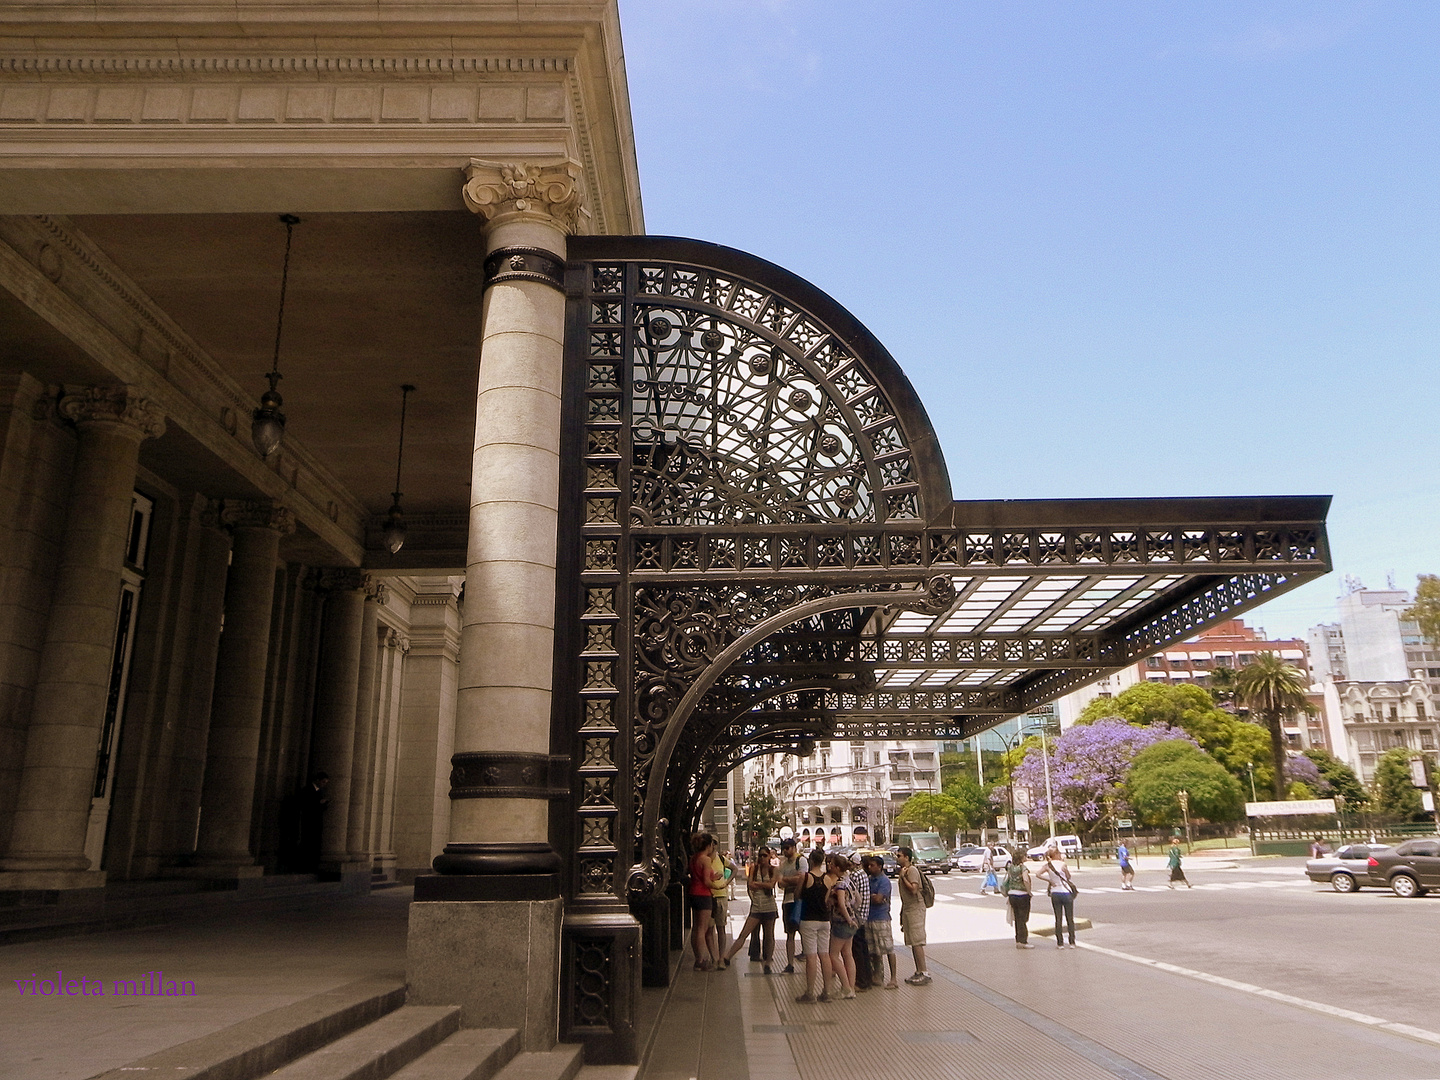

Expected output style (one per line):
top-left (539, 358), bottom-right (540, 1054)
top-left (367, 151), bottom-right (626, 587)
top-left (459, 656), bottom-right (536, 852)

top-left (431, 841), bottom-right (562, 876)
top-left (413, 872), bottom-right (559, 901)
top-left (636, 894), bottom-right (671, 987)
top-left (560, 909), bottom-right (640, 1065)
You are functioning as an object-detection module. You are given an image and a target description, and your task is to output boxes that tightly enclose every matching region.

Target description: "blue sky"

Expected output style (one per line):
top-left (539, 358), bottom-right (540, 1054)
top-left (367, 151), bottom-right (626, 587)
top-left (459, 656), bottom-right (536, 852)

top-left (618, 0), bottom-right (1439, 639)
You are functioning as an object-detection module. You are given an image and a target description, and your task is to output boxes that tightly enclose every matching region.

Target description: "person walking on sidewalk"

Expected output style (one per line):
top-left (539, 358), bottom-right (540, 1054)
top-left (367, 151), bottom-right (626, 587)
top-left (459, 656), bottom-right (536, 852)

top-left (723, 845), bottom-right (779, 971)
top-left (777, 838), bottom-right (805, 974)
top-left (896, 847), bottom-right (931, 985)
top-left (795, 848), bottom-right (837, 1004)
top-left (1001, 849), bottom-right (1034, 949)
top-left (1167, 840), bottom-right (1191, 889)
top-left (863, 855), bottom-right (900, 989)
top-left (1035, 842), bottom-right (1078, 949)
top-left (1117, 840), bottom-right (1135, 890)
top-left (980, 847), bottom-right (998, 895)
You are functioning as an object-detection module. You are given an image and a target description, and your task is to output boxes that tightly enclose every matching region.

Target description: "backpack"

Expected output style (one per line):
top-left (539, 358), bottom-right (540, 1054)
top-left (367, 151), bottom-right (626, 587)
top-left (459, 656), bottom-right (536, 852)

top-left (1001, 864), bottom-right (1024, 896)
top-left (911, 867), bottom-right (935, 908)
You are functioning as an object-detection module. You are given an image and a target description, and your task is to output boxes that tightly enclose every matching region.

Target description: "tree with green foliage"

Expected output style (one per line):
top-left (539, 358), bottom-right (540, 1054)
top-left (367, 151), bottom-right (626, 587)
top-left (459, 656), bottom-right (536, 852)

top-left (895, 792), bottom-right (962, 843)
top-left (1077, 681), bottom-right (1274, 794)
top-left (1126, 740), bottom-right (1245, 827)
top-left (1302, 748), bottom-right (1368, 808)
top-left (735, 783), bottom-right (786, 849)
top-left (1234, 653), bottom-right (1314, 800)
top-left (1404, 574), bottom-right (1440, 645)
top-left (942, 773), bottom-right (994, 831)
top-left (1372, 748), bottom-right (1431, 822)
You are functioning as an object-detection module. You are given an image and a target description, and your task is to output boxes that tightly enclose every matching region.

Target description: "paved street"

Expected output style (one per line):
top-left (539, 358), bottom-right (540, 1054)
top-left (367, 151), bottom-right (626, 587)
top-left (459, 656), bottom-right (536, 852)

top-left (929, 856), bottom-right (1439, 1034)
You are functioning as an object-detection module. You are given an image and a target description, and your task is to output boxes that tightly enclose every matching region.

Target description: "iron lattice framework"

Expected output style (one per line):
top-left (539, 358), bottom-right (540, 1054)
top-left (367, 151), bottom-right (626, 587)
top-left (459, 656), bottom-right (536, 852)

top-left (552, 236), bottom-right (1330, 1048)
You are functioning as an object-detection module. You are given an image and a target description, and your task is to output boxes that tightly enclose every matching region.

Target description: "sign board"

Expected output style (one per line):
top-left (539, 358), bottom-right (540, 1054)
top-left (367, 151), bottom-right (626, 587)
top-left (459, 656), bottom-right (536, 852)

top-left (1411, 758), bottom-right (1430, 788)
top-left (1014, 813), bottom-right (1029, 832)
top-left (1116, 819), bottom-right (1133, 829)
top-left (1245, 799), bottom-right (1336, 817)
top-left (1425, 792), bottom-right (1436, 813)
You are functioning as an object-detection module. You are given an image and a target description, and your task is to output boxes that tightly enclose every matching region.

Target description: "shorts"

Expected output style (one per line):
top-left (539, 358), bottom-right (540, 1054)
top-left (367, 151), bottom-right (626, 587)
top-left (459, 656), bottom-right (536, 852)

top-left (686, 893), bottom-right (713, 912)
top-left (798, 921), bottom-right (831, 957)
top-left (865, 919), bottom-right (894, 955)
top-left (711, 895), bottom-right (728, 926)
top-left (782, 901), bottom-right (801, 933)
top-left (751, 910), bottom-right (778, 924)
top-left (830, 921), bottom-right (857, 940)
top-left (1119, 862), bottom-right (1132, 874)
top-left (900, 906), bottom-right (927, 947)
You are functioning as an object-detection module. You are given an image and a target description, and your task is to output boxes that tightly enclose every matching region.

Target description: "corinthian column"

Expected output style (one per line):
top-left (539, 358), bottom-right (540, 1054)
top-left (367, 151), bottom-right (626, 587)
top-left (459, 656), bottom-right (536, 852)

top-left (408, 160), bottom-right (582, 1051)
top-left (0, 387), bottom-right (163, 887)
top-left (433, 159), bottom-right (581, 880)
top-left (192, 500), bottom-right (294, 872)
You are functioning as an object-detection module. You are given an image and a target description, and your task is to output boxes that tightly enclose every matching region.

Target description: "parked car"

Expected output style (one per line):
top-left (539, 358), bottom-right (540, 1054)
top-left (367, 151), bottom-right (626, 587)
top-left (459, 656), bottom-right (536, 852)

top-left (1369, 837), bottom-right (1440, 898)
top-left (855, 848), bottom-right (900, 877)
top-left (956, 845), bottom-right (1013, 873)
top-left (1027, 835), bottom-right (1083, 861)
top-left (1304, 844), bottom-right (1390, 892)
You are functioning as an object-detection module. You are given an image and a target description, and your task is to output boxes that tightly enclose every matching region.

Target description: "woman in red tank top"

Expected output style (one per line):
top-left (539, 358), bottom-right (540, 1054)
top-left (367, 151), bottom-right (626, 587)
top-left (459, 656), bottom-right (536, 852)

top-left (688, 832), bottom-right (720, 971)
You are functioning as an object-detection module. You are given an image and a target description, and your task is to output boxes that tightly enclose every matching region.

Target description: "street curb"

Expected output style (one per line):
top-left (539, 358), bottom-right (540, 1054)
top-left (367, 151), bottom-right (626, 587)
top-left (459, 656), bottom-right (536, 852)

top-left (1031, 918), bottom-right (1093, 937)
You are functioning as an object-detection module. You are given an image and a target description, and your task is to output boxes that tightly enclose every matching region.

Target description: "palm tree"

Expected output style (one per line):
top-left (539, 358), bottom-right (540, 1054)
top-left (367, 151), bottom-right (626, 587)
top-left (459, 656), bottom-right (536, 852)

top-left (1234, 653), bottom-right (1313, 800)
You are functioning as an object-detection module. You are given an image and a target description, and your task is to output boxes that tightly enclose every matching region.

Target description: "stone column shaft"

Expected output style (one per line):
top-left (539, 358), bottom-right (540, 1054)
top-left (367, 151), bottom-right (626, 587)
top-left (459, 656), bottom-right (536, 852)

top-left (312, 572), bottom-right (368, 868)
top-left (344, 588), bottom-right (383, 861)
top-left (435, 160), bottom-right (581, 877)
top-left (0, 387), bottom-right (163, 880)
top-left (193, 502), bottom-right (293, 867)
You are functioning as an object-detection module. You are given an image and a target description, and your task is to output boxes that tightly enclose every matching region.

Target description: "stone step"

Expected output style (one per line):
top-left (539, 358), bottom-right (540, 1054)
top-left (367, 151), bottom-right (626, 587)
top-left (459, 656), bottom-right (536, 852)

top-left (264, 1005), bottom-right (461, 1080)
top-left (89, 976), bottom-right (406, 1080)
top-left (490, 1046), bottom-right (584, 1080)
top-left (387, 1028), bottom-right (520, 1080)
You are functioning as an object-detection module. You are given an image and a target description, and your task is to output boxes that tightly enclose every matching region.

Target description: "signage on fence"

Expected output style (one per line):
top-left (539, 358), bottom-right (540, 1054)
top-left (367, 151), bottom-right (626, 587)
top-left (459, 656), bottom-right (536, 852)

top-left (1245, 798), bottom-right (1336, 817)
top-left (1116, 819), bottom-right (1133, 829)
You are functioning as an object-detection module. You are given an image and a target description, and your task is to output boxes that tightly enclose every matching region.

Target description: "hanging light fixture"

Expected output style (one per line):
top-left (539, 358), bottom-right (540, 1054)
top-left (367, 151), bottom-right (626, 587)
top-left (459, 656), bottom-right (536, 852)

top-left (251, 213), bottom-right (300, 458)
top-left (382, 384), bottom-right (416, 554)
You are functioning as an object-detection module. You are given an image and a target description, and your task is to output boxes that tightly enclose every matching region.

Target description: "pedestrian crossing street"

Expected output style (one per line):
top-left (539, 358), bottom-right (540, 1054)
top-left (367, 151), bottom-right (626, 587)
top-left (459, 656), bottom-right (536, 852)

top-left (934, 877), bottom-right (1314, 900)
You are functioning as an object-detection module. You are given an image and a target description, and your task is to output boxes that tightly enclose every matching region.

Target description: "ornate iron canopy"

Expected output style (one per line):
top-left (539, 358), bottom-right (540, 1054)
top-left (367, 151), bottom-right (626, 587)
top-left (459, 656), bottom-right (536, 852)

top-left (552, 235), bottom-right (1330, 913)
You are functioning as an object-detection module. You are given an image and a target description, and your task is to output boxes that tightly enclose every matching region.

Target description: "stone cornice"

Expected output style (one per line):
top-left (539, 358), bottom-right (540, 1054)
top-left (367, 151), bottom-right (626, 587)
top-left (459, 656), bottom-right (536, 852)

top-left (217, 498), bottom-right (296, 534)
top-left (0, 56), bottom-right (573, 77)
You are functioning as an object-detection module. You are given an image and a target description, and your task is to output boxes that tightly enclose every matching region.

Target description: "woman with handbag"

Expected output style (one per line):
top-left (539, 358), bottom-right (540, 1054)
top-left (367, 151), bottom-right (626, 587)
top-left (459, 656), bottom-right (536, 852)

top-left (1034, 842), bottom-right (1079, 949)
top-left (1001, 849), bottom-right (1035, 949)
top-left (721, 845), bottom-right (779, 971)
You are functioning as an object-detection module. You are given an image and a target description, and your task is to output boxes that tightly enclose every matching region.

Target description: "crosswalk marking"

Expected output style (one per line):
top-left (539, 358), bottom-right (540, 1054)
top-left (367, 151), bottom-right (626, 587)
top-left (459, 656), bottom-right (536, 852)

top-left (933, 877), bottom-right (1311, 901)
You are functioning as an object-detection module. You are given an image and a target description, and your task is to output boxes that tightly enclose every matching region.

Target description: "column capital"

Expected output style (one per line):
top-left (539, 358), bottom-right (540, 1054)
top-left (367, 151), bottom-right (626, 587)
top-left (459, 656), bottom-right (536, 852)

top-left (367, 578), bottom-right (390, 605)
top-left (462, 158), bottom-right (585, 235)
top-left (58, 386), bottom-right (165, 441)
top-left (211, 499), bottom-right (296, 534)
top-left (318, 567), bottom-right (369, 593)
top-left (385, 628), bottom-right (411, 653)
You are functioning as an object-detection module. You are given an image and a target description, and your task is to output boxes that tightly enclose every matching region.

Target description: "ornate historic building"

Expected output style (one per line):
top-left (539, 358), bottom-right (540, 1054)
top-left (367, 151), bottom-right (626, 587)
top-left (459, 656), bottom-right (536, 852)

top-left (0, 0), bottom-right (1332, 1066)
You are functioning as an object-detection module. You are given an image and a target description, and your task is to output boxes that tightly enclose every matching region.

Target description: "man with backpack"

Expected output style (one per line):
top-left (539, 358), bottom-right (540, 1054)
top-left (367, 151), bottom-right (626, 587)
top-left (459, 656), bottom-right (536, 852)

top-left (895, 846), bottom-right (931, 985)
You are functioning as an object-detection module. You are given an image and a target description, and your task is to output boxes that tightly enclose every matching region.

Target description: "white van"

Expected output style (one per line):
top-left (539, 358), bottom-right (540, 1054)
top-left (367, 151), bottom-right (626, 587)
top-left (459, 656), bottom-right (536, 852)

top-left (1027, 834), bottom-right (1082, 861)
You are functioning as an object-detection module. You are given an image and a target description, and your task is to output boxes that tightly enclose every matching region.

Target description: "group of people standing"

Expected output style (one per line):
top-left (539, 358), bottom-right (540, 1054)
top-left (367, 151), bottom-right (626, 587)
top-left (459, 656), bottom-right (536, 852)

top-left (999, 841), bottom-right (1080, 949)
top-left (687, 834), bottom-right (935, 1001)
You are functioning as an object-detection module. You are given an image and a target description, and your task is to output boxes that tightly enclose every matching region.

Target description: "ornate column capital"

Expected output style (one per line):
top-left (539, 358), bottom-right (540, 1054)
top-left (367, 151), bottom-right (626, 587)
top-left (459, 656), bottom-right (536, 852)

top-left (366, 578), bottom-right (390, 606)
top-left (385, 628), bottom-right (411, 653)
top-left (58, 386), bottom-right (165, 441)
top-left (317, 568), bottom-right (369, 593)
top-left (214, 499), bottom-right (296, 534)
top-left (462, 158), bottom-right (585, 234)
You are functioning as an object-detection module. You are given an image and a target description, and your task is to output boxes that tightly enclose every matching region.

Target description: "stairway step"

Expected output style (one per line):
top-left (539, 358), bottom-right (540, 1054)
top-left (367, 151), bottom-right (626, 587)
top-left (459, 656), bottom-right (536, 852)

top-left (387, 1028), bottom-right (520, 1080)
top-left (491, 1046), bottom-right (584, 1080)
top-left (265, 1005), bottom-right (461, 1080)
top-left (90, 977), bottom-right (406, 1080)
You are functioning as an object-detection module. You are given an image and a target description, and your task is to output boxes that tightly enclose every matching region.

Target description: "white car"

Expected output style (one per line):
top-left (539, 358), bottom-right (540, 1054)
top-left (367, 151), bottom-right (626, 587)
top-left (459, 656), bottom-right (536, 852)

top-left (955, 845), bottom-right (1012, 872)
top-left (1027, 835), bottom-right (1082, 860)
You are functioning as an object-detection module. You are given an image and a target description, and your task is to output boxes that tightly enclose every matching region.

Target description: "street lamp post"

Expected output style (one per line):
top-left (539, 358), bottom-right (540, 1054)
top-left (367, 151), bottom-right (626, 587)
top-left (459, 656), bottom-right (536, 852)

top-left (1178, 789), bottom-right (1192, 851)
top-left (1245, 762), bottom-right (1257, 802)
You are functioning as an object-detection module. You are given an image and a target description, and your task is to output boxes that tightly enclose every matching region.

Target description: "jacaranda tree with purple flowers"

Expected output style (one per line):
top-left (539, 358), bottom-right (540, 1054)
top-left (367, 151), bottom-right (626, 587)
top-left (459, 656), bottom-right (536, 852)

top-left (1010, 717), bottom-right (1196, 842)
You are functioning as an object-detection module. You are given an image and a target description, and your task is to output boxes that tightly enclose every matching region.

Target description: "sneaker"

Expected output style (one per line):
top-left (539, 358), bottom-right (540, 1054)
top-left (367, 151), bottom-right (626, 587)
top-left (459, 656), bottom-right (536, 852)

top-left (842, 991), bottom-right (857, 1000)
top-left (817, 993), bottom-right (832, 1003)
top-left (794, 992), bottom-right (817, 1004)
top-left (904, 973), bottom-right (929, 985)
top-left (782, 964), bottom-right (795, 975)
top-left (1016, 942), bottom-right (1035, 950)
top-left (914, 974), bottom-right (932, 985)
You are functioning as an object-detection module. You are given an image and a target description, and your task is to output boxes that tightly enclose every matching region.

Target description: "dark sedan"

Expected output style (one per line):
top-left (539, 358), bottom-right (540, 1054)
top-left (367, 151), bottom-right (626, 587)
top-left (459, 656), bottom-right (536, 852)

top-left (1304, 844), bottom-right (1390, 892)
top-left (1369, 837), bottom-right (1440, 898)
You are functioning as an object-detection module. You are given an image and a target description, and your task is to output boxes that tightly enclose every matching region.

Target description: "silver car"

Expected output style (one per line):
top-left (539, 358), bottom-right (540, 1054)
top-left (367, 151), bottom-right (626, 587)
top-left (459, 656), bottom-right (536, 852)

top-left (1304, 843), bottom-right (1390, 893)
